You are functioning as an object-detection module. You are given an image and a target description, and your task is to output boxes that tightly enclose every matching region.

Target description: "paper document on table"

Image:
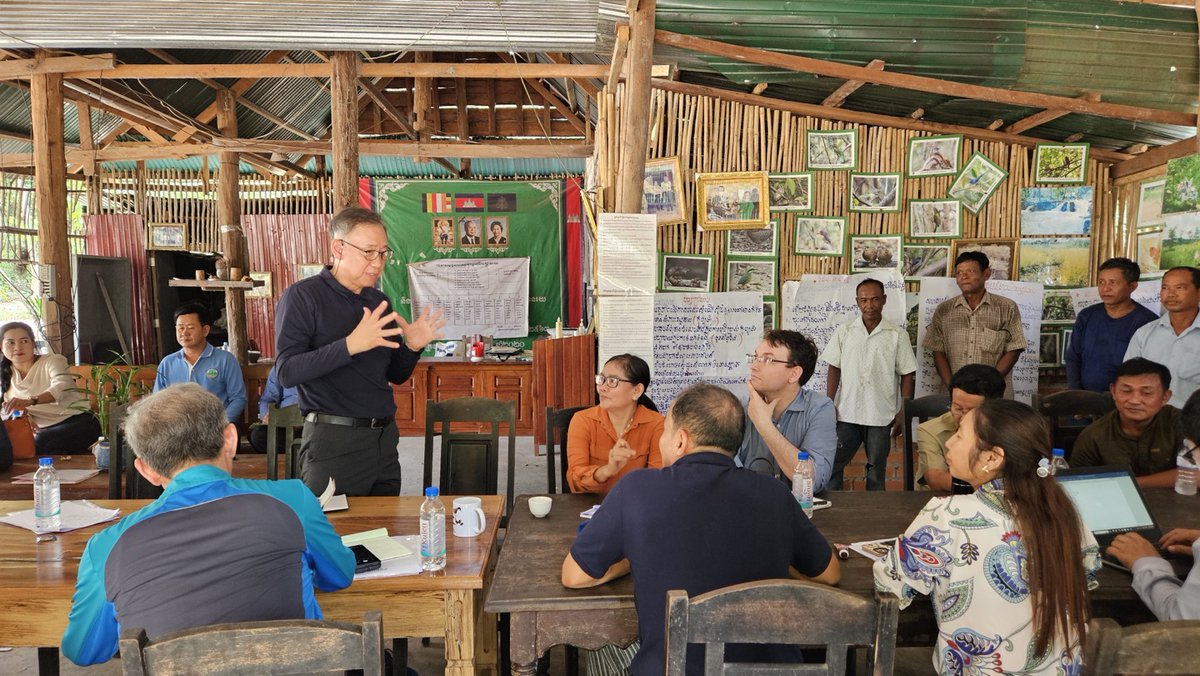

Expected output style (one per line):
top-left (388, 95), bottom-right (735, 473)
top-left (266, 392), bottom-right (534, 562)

top-left (317, 478), bottom-right (348, 513)
top-left (353, 536), bottom-right (422, 579)
top-left (848, 538), bottom-right (896, 562)
top-left (341, 528), bottom-right (412, 560)
top-left (0, 500), bottom-right (121, 534)
top-left (11, 469), bottom-right (100, 484)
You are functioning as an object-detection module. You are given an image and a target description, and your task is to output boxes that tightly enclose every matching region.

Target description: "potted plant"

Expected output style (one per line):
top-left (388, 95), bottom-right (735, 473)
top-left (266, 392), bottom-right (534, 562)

top-left (69, 357), bottom-right (151, 469)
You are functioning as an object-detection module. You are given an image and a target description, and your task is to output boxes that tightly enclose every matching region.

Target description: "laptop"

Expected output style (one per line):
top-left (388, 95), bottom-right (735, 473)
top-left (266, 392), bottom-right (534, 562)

top-left (1054, 465), bottom-right (1162, 562)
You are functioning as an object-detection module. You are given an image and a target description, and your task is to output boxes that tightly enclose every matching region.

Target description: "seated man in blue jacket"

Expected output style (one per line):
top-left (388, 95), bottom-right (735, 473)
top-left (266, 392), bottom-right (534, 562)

top-left (61, 383), bottom-right (355, 666)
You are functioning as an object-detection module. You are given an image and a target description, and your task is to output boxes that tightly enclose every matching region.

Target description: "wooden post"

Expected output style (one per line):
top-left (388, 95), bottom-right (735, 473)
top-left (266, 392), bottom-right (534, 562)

top-left (30, 61), bottom-right (75, 361)
top-left (615, 0), bottom-right (656, 213)
top-left (331, 51), bottom-right (360, 211)
top-left (217, 89), bottom-right (249, 365)
top-left (412, 52), bottom-right (433, 163)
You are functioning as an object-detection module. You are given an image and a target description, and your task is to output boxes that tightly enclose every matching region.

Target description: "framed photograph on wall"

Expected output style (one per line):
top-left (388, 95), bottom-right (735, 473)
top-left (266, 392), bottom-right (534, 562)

top-left (901, 242), bottom-right (951, 280)
top-left (794, 217), bottom-right (846, 256)
top-left (659, 253), bottom-right (714, 292)
top-left (642, 156), bottom-right (687, 225)
top-left (849, 173), bottom-right (901, 213)
top-left (908, 199), bottom-right (962, 238)
top-left (1039, 331), bottom-right (1062, 367)
top-left (1136, 226), bottom-right (1164, 276)
top-left (762, 299), bottom-right (777, 331)
top-left (1019, 237), bottom-right (1091, 288)
top-left (950, 238), bottom-right (1018, 281)
top-left (148, 223), bottom-right (187, 251)
top-left (907, 135), bottom-right (961, 177)
top-left (726, 259), bottom-right (777, 295)
top-left (806, 128), bottom-right (857, 171)
top-left (1020, 187), bottom-right (1093, 236)
top-left (948, 152), bottom-right (1008, 214)
top-left (1033, 143), bottom-right (1090, 184)
top-left (246, 271), bottom-right (272, 299)
top-left (297, 263), bottom-right (324, 280)
top-left (726, 219), bottom-right (778, 258)
top-left (1137, 179), bottom-right (1165, 228)
top-left (696, 171), bottom-right (770, 230)
top-left (1062, 329), bottom-right (1073, 357)
top-left (1041, 289), bottom-right (1077, 324)
top-left (849, 234), bottom-right (902, 273)
top-left (767, 173), bottom-right (813, 212)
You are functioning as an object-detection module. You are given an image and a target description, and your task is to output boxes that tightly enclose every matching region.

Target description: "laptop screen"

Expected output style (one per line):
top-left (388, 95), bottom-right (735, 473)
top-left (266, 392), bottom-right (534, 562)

top-left (1055, 468), bottom-right (1155, 535)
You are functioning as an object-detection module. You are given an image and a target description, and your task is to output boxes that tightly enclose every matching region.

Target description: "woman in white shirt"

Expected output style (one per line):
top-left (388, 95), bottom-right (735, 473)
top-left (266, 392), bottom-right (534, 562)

top-left (874, 398), bottom-right (1100, 675)
top-left (1, 322), bottom-right (100, 456)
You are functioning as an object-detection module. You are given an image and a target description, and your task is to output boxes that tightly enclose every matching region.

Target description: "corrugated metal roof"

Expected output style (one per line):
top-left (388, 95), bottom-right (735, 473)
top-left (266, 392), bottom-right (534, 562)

top-left (101, 155), bottom-right (584, 177)
top-left (0, 0), bottom-right (602, 52)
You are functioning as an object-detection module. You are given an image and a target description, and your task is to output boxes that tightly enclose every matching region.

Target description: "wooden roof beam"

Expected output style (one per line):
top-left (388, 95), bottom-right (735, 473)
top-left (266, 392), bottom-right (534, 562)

top-left (821, 59), bottom-right (884, 108)
top-left (653, 28), bottom-right (1196, 128)
top-left (497, 53), bottom-right (589, 135)
top-left (1004, 92), bottom-right (1101, 135)
top-left (357, 78), bottom-right (458, 175)
top-left (544, 52), bottom-right (601, 99)
top-left (649, 77), bottom-right (1130, 163)
top-left (61, 62), bottom-right (613, 80)
top-left (0, 54), bottom-right (114, 80)
top-left (1112, 135), bottom-right (1196, 178)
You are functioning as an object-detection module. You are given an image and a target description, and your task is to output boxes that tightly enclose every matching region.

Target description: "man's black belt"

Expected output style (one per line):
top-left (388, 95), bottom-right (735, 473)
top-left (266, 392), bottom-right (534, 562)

top-left (305, 412), bottom-right (392, 429)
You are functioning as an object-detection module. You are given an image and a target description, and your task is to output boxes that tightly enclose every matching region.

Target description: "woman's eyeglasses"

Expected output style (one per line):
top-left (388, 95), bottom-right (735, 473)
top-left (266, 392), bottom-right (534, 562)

top-left (595, 374), bottom-right (634, 388)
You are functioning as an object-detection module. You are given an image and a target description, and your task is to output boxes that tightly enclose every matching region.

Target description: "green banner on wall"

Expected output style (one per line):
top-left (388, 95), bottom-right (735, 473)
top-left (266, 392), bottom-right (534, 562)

top-left (374, 179), bottom-right (563, 351)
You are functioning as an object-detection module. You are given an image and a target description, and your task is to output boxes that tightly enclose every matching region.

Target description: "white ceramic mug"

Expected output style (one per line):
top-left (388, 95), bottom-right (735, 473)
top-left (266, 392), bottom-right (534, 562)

top-left (452, 497), bottom-right (487, 537)
top-left (528, 496), bottom-right (553, 518)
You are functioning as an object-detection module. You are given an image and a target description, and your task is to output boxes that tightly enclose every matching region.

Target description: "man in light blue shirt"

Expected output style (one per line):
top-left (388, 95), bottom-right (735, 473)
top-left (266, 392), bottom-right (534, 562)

top-left (154, 302), bottom-right (246, 422)
top-left (1125, 266), bottom-right (1200, 408)
top-left (249, 364), bottom-right (299, 453)
top-left (738, 329), bottom-right (837, 492)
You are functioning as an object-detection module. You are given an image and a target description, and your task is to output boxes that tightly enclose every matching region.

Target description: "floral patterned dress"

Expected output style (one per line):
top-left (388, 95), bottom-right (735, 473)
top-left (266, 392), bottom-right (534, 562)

top-left (873, 479), bottom-right (1101, 676)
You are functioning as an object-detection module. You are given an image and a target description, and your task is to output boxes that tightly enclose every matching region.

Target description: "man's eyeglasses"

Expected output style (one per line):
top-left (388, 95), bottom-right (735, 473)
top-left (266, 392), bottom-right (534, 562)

top-left (745, 354), bottom-right (796, 367)
top-left (339, 239), bottom-right (394, 261)
top-left (595, 374), bottom-right (634, 388)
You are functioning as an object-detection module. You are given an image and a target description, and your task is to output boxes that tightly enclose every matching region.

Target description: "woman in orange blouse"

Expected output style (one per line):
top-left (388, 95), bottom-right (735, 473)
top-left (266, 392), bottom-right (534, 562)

top-left (566, 354), bottom-right (664, 495)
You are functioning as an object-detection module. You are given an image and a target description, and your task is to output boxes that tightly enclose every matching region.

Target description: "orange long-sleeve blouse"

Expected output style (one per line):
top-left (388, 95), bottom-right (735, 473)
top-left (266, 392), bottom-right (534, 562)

top-left (565, 404), bottom-right (664, 496)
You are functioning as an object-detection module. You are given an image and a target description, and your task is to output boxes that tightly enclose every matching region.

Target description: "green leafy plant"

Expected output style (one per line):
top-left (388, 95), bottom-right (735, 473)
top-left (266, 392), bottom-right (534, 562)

top-left (69, 356), bottom-right (151, 441)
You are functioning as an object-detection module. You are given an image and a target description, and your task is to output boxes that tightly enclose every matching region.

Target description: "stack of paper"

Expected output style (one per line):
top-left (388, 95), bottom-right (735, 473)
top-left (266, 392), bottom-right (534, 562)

top-left (317, 478), bottom-right (347, 513)
top-left (11, 469), bottom-right (101, 485)
top-left (0, 500), bottom-right (120, 535)
top-left (341, 528), bottom-right (413, 561)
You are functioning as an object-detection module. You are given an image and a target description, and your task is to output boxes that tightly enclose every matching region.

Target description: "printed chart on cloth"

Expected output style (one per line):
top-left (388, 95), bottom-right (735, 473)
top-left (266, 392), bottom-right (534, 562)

top-left (407, 257), bottom-right (530, 338)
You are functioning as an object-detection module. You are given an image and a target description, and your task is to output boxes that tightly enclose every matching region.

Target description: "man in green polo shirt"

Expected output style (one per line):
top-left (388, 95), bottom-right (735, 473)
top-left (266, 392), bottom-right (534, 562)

top-left (1072, 357), bottom-right (1183, 489)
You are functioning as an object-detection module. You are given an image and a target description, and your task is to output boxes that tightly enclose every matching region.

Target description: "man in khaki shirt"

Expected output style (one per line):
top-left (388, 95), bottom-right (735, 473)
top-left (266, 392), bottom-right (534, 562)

top-left (916, 364), bottom-right (1005, 492)
top-left (1072, 357), bottom-right (1183, 489)
top-left (924, 251), bottom-right (1026, 389)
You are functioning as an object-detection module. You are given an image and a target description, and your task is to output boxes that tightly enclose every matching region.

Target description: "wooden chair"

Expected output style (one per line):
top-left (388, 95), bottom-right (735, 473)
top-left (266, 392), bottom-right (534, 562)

top-left (1034, 390), bottom-right (1114, 461)
top-left (107, 430), bottom-right (163, 500)
top-left (664, 579), bottom-right (899, 675)
top-left (423, 396), bottom-right (517, 524)
top-left (1084, 618), bottom-right (1200, 675)
top-left (900, 395), bottom-right (951, 491)
top-left (545, 405), bottom-right (587, 494)
top-left (263, 403), bottom-right (304, 480)
top-left (118, 610), bottom-right (384, 676)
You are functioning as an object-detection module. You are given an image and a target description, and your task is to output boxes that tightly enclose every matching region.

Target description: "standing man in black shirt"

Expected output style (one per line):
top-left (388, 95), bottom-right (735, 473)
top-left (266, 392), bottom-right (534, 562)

top-left (275, 206), bottom-right (445, 496)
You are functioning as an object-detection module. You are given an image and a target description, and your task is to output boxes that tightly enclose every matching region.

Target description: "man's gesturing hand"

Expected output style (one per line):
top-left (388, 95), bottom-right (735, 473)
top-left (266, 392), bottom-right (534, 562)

top-left (396, 306), bottom-right (447, 352)
top-left (346, 301), bottom-right (405, 356)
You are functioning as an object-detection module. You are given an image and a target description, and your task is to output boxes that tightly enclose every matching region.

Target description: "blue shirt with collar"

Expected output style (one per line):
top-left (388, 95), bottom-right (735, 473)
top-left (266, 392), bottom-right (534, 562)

top-left (61, 464), bottom-right (355, 666)
top-left (154, 343), bottom-right (247, 422)
top-left (1125, 310), bottom-right (1200, 407)
top-left (737, 388), bottom-right (837, 492)
top-left (257, 366), bottom-right (299, 419)
top-left (274, 266), bottom-right (420, 419)
top-left (1065, 301), bottom-right (1158, 391)
top-left (570, 452), bottom-right (833, 676)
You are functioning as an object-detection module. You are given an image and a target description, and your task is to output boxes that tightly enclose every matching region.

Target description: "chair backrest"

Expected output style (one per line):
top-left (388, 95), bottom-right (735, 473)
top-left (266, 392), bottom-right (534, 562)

top-left (108, 430), bottom-right (163, 500)
top-left (119, 610), bottom-right (384, 676)
top-left (664, 579), bottom-right (898, 676)
top-left (900, 395), bottom-right (951, 491)
top-left (423, 396), bottom-right (517, 522)
top-left (545, 405), bottom-right (587, 494)
top-left (265, 403), bottom-right (305, 480)
top-left (1084, 617), bottom-right (1200, 676)
top-left (1033, 390), bottom-right (1114, 460)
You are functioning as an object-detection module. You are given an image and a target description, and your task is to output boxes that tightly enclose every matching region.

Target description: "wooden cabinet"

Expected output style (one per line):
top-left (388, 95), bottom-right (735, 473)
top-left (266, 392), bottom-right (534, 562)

top-left (391, 358), bottom-right (533, 435)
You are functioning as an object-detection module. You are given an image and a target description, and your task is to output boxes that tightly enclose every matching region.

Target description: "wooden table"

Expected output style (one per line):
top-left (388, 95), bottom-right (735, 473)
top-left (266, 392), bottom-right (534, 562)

top-left (0, 454), bottom-right (280, 500)
top-left (0, 495), bottom-right (501, 676)
top-left (485, 491), bottom-right (1199, 675)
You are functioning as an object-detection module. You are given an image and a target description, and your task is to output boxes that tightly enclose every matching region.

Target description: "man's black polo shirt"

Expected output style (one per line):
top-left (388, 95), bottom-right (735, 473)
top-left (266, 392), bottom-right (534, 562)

top-left (570, 451), bottom-right (833, 675)
top-left (275, 266), bottom-right (420, 419)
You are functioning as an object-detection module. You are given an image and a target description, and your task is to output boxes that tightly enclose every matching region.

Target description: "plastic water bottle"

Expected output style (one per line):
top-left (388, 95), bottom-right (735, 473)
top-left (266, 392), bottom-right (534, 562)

top-left (419, 487), bottom-right (447, 571)
top-left (1048, 448), bottom-right (1069, 476)
top-left (1176, 454), bottom-right (1198, 496)
top-left (34, 457), bottom-right (61, 533)
top-left (792, 451), bottom-right (815, 518)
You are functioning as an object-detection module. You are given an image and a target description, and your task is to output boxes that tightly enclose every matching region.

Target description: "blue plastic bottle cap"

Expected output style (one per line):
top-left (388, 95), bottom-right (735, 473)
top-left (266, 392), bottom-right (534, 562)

top-left (798, 451), bottom-right (810, 461)
top-left (38, 457), bottom-right (52, 466)
top-left (1052, 448), bottom-right (1065, 457)
top-left (424, 487), bottom-right (439, 498)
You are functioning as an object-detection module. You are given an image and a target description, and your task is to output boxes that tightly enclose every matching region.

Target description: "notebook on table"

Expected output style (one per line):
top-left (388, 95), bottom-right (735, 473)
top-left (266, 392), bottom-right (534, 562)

top-left (1054, 465), bottom-right (1162, 562)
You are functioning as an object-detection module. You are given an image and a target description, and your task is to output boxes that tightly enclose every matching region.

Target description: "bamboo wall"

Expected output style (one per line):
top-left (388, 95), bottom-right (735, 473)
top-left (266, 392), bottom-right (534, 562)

top-left (597, 86), bottom-right (1119, 291)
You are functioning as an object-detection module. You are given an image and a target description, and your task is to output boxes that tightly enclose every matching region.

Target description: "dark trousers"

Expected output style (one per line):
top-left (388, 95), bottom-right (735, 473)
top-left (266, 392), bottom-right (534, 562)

top-left (829, 422), bottom-right (893, 491)
top-left (248, 425), bottom-right (294, 455)
top-left (35, 413), bottom-right (102, 455)
top-left (299, 420), bottom-right (401, 496)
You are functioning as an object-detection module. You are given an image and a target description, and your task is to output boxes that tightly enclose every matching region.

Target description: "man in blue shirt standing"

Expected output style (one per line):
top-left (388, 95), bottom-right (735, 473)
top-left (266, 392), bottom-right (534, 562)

top-left (1065, 257), bottom-right (1157, 392)
top-left (154, 302), bottom-right (246, 422)
top-left (562, 383), bottom-right (839, 675)
top-left (275, 206), bottom-right (445, 496)
top-left (61, 383), bottom-right (354, 666)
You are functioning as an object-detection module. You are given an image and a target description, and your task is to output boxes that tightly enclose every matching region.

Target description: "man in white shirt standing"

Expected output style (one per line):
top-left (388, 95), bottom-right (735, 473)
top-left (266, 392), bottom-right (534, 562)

top-left (1125, 266), bottom-right (1200, 407)
top-left (821, 278), bottom-right (917, 490)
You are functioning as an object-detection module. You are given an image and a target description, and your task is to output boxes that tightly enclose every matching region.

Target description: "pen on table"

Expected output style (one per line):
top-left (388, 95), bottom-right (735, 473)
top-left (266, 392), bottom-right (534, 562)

top-left (834, 543), bottom-right (850, 560)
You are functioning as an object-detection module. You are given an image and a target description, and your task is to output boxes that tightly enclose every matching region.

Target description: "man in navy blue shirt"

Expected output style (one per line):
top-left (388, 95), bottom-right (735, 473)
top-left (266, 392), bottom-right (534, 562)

top-left (1065, 257), bottom-right (1158, 391)
top-left (275, 206), bottom-right (445, 496)
top-left (562, 383), bottom-right (839, 675)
